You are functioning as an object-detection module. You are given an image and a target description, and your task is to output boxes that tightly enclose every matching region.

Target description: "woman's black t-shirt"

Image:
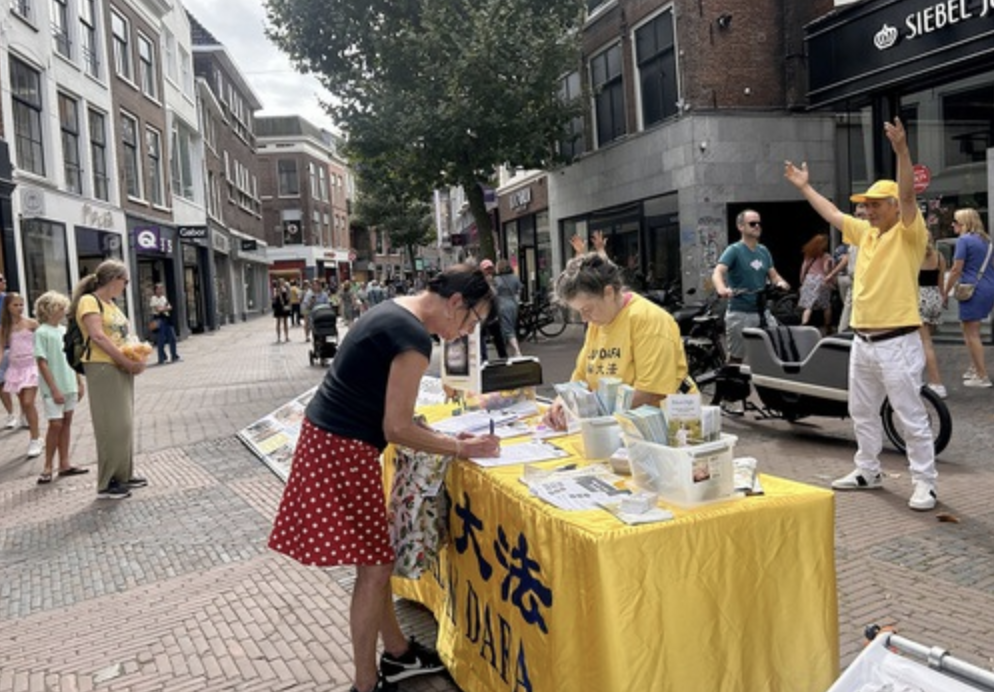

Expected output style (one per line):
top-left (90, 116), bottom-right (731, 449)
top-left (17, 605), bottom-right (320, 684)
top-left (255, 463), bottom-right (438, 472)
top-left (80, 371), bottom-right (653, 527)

top-left (305, 300), bottom-right (432, 451)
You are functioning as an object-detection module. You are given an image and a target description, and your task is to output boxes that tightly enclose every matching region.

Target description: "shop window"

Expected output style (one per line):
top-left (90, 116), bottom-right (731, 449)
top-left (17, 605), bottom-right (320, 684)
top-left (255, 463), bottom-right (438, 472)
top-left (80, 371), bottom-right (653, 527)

top-left (146, 127), bottom-right (164, 206)
top-left (21, 219), bottom-right (71, 312)
top-left (635, 9), bottom-right (678, 129)
top-left (111, 11), bottom-right (132, 81)
top-left (59, 93), bottom-right (81, 194)
top-left (121, 112), bottom-right (141, 199)
top-left (590, 43), bottom-right (625, 147)
top-left (942, 86), bottom-right (994, 168)
top-left (75, 226), bottom-right (123, 280)
top-left (10, 57), bottom-right (45, 176)
top-left (89, 109), bottom-right (109, 201)
top-left (51, 0), bottom-right (71, 58)
top-left (558, 71), bottom-right (585, 160)
top-left (79, 0), bottom-right (99, 77)
top-left (278, 159), bottom-right (299, 196)
top-left (138, 33), bottom-right (157, 100)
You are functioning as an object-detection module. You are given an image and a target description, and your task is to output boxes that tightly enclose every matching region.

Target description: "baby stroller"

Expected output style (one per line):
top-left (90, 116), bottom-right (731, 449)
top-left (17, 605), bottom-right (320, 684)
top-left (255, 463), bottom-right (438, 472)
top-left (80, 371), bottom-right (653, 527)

top-left (308, 305), bottom-right (339, 366)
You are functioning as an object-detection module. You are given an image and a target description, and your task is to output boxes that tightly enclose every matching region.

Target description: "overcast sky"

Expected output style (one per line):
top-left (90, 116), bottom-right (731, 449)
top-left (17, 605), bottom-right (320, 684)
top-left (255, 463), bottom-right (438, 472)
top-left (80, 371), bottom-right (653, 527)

top-left (182, 0), bottom-right (338, 133)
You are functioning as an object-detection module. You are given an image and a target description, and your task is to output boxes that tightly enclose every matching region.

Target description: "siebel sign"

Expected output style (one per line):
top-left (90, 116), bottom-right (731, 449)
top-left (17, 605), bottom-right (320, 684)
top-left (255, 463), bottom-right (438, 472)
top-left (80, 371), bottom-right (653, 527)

top-left (875, 0), bottom-right (985, 50)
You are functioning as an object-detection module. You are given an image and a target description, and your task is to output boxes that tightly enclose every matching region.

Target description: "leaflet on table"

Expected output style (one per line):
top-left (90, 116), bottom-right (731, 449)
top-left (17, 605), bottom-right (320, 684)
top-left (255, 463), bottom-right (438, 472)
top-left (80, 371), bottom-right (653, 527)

top-left (526, 471), bottom-right (631, 511)
top-left (468, 440), bottom-right (570, 467)
top-left (599, 498), bottom-right (675, 525)
top-left (432, 410), bottom-right (519, 436)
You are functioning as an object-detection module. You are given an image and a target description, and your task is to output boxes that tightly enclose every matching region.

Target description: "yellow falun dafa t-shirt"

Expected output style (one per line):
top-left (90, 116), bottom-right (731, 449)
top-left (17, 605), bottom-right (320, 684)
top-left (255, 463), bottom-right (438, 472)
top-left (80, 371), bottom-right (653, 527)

top-left (570, 292), bottom-right (692, 396)
top-left (843, 208), bottom-right (927, 329)
top-left (77, 293), bottom-right (130, 363)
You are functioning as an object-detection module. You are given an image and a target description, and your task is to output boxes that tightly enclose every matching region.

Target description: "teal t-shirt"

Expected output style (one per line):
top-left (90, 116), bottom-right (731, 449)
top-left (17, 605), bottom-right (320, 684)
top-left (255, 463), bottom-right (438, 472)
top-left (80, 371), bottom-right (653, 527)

top-left (33, 323), bottom-right (78, 397)
top-left (718, 241), bottom-right (775, 313)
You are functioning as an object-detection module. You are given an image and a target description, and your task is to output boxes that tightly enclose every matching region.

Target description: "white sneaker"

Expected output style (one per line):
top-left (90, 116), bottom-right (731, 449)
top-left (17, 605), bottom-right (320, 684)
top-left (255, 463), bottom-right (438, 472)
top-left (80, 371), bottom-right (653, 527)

top-left (723, 399), bottom-right (745, 415)
top-left (4, 414), bottom-right (16, 429)
top-left (963, 367), bottom-right (978, 380)
top-left (908, 480), bottom-right (937, 511)
top-left (964, 375), bottom-right (993, 388)
top-left (26, 439), bottom-right (43, 458)
top-left (831, 468), bottom-right (883, 490)
top-left (19, 416), bottom-right (28, 429)
top-left (926, 383), bottom-right (947, 399)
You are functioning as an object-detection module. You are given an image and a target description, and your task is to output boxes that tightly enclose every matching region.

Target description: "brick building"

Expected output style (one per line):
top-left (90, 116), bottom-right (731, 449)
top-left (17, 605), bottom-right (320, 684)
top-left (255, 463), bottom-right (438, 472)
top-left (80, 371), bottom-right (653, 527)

top-left (190, 12), bottom-right (269, 322)
top-left (544, 0), bottom-right (835, 295)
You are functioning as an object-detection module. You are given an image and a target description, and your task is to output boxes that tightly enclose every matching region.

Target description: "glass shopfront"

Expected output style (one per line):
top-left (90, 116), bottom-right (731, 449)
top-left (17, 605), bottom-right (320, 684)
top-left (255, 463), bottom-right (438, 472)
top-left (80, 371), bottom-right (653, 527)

top-left (20, 219), bottom-right (71, 311)
top-left (76, 226), bottom-right (124, 278)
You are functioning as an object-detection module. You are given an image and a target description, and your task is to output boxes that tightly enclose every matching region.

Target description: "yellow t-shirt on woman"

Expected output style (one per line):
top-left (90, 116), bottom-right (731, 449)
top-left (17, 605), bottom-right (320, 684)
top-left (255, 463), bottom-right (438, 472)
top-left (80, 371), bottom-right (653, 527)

top-left (77, 294), bottom-right (129, 363)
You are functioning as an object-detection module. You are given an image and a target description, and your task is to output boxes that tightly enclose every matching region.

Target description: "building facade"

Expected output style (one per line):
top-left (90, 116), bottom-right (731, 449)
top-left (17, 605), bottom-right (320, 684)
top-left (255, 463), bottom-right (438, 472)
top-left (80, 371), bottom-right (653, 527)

top-left (256, 115), bottom-right (350, 285)
top-left (190, 13), bottom-right (268, 323)
top-left (547, 0), bottom-right (835, 296)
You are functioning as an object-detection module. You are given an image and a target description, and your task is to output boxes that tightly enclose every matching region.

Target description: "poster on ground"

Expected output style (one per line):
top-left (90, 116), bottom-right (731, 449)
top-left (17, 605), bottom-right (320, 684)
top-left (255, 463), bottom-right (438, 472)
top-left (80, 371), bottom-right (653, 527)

top-left (239, 377), bottom-right (450, 481)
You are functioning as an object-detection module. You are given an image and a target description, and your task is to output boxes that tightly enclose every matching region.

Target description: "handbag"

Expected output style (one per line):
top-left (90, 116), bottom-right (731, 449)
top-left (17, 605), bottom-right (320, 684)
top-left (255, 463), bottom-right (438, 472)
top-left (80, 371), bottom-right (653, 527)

top-left (954, 240), bottom-right (994, 302)
top-left (388, 446), bottom-right (453, 579)
top-left (148, 318), bottom-right (160, 332)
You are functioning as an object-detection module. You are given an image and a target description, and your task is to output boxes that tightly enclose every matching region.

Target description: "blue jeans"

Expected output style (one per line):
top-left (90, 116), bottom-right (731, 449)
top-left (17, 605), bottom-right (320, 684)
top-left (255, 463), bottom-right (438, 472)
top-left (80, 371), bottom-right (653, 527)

top-left (156, 320), bottom-right (179, 363)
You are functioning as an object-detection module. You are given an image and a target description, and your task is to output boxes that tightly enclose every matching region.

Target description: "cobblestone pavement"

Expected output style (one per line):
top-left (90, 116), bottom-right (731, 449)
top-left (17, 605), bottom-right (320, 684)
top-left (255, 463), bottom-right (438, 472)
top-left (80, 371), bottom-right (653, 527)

top-left (1, 318), bottom-right (993, 691)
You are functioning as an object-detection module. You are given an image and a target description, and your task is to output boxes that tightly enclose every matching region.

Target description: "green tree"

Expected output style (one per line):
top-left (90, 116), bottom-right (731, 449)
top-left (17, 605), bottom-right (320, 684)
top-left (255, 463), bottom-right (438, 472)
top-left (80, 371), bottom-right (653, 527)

top-left (265, 0), bottom-right (585, 260)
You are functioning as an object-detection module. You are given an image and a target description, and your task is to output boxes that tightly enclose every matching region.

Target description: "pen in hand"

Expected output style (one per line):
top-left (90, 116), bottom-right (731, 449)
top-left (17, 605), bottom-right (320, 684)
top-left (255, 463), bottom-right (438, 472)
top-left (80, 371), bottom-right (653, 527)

top-left (489, 418), bottom-right (495, 436)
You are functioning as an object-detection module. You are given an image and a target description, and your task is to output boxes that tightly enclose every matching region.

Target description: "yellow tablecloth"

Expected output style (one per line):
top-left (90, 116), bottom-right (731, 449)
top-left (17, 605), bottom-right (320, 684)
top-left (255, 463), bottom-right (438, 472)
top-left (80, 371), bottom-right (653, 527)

top-left (385, 406), bottom-right (838, 692)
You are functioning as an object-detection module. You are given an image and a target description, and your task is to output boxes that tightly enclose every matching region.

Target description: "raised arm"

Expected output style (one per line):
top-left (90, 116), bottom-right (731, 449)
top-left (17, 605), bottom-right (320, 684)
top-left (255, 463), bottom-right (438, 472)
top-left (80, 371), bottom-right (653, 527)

top-left (784, 161), bottom-right (846, 230)
top-left (885, 118), bottom-right (918, 225)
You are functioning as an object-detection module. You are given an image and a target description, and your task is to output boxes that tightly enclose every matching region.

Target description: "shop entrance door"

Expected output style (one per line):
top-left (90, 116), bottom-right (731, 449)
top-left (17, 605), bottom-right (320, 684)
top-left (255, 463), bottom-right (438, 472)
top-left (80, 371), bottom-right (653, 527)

top-left (184, 265), bottom-right (204, 333)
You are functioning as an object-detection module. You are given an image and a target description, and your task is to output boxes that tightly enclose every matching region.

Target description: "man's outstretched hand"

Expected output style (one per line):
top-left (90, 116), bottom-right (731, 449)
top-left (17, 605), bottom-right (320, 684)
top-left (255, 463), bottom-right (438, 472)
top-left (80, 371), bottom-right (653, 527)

top-left (784, 160), bottom-right (809, 190)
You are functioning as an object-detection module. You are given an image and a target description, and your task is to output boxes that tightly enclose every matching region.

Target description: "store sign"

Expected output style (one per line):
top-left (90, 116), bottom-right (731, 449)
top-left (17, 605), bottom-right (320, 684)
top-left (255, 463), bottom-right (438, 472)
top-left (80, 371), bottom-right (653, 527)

top-left (81, 203), bottom-right (114, 230)
top-left (134, 227), bottom-right (173, 255)
top-left (212, 231), bottom-right (230, 254)
top-left (241, 239), bottom-right (258, 251)
top-left (807, 0), bottom-right (994, 106)
top-left (178, 225), bottom-right (208, 239)
top-left (913, 164), bottom-right (932, 194)
top-left (509, 188), bottom-right (532, 211)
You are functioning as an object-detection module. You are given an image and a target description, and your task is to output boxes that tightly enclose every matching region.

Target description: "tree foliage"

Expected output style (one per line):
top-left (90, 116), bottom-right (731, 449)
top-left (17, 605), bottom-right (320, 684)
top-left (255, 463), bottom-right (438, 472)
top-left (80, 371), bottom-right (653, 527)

top-left (265, 0), bottom-right (586, 259)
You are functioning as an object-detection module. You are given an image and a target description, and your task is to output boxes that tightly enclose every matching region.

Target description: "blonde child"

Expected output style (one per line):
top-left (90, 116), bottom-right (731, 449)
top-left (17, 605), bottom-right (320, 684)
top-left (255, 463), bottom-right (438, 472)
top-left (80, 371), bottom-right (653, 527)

top-left (0, 292), bottom-right (41, 457)
top-left (34, 291), bottom-right (88, 483)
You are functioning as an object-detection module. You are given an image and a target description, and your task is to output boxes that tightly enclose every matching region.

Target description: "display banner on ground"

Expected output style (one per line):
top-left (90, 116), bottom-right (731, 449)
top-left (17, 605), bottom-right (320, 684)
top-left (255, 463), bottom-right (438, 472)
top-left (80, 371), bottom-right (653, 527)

top-left (238, 377), bottom-right (450, 481)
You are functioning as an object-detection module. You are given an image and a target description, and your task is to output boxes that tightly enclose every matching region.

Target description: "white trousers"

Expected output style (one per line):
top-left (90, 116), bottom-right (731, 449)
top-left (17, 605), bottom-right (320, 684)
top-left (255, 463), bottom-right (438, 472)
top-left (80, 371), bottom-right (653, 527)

top-left (849, 331), bottom-right (936, 482)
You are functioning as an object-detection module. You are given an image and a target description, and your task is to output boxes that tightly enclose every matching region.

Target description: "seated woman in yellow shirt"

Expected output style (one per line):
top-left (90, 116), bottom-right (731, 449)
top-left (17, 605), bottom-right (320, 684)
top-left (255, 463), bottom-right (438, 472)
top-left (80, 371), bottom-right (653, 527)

top-left (543, 253), bottom-right (695, 430)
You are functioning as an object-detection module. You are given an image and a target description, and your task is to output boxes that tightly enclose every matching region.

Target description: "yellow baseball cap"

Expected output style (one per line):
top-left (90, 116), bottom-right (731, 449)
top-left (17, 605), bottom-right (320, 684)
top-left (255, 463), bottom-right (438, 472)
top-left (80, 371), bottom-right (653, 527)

top-left (850, 180), bottom-right (898, 203)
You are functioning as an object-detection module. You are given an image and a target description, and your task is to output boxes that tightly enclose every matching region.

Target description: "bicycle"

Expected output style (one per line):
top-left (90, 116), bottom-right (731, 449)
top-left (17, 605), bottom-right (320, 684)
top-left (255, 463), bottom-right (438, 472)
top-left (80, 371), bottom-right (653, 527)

top-left (516, 297), bottom-right (569, 342)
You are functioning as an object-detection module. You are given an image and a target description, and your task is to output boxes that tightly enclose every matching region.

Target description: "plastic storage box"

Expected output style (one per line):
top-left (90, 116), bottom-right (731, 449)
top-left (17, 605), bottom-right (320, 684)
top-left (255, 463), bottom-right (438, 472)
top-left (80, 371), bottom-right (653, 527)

top-left (622, 433), bottom-right (737, 508)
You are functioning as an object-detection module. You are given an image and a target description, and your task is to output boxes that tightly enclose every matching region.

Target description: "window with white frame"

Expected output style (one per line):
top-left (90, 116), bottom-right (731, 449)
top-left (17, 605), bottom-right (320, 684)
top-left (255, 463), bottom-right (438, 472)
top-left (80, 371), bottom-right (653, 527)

top-left (278, 159), bottom-right (299, 196)
top-left (309, 161), bottom-right (318, 198)
top-left (89, 109), bottom-right (109, 201)
top-left (13, 0), bottom-right (32, 22)
top-left (138, 33), bottom-right (156, 99)
top-left (79, 0), bottom-right (99, 77)
top-left (318, 166), bottom-right (328, 201)
top-left (111, 11), bottom-right (131, 80)
top-left (51, 0), bottom-right (71, 58)
top-left (146, 127), bottom-right (164, 205)
top-left (590, 42), bottom-right (625, 147)
top-left (163, 28), bottom-right (177, 84)
top-left (121, 112), bottom-right (141, 198)
top-left (170, 120), bottom-right (196, 200)
top-left (179, 46), bottom-right (193, 97)
top-left (635, 9), bottom-right (678, 128)
top-left (59, 93), bottom-right (81, 193)
top-left (10, 57), bottom-right (45, 176)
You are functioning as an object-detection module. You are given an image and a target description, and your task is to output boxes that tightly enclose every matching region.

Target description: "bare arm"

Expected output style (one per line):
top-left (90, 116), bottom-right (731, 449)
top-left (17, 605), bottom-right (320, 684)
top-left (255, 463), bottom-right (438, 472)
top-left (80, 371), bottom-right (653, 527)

top-left (82, 312), bottom-right (144, 374)
top-left (36, 357), bottom-right (64, 404)
top-left (784, 161), bottom-right (846, 230)
top-left (383, 350), bottom-right (499, 458)
top-left (825, 253), bottom-right (849, 281)
top-left (943, 259), bottom-right (965, 297)
top-left (885, 118), bottom-right (918, 225)
top-left (712, 263), bottom-right (732, 298)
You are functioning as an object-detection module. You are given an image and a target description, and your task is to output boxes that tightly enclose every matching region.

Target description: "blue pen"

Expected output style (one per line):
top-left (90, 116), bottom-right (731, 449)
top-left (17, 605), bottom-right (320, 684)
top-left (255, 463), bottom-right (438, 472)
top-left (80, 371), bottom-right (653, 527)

top-left (489, 418), bottom-right (495, 436)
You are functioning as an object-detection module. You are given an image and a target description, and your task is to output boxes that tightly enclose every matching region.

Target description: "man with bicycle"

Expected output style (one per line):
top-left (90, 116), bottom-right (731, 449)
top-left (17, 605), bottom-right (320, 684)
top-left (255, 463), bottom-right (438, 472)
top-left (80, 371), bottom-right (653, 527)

top-left (785, 117), bottom-right (937, 512)
top-left (712, 209), bottom-right (791, 365)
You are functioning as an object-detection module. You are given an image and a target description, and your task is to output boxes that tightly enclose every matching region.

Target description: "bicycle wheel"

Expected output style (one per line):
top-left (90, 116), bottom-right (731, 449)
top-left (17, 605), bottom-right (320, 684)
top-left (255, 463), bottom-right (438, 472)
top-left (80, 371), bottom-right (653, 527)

top-left (772, 293), bottom-right (801, 326)
top-left (537, 304), bottom-right (568, 337)
top-left (880, 385), bottom-right (952, 456)
top-left (686, 344), bottom-right (724, 402)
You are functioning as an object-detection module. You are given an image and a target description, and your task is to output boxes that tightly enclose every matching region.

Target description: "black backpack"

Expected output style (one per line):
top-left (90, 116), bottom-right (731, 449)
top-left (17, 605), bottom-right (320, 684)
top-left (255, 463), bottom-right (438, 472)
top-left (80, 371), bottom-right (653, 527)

top-left (64, 297), bottom-right (103, 374)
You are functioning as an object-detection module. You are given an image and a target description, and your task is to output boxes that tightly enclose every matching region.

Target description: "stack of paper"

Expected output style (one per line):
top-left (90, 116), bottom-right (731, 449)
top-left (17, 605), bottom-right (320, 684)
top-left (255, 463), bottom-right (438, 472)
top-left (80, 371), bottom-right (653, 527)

top-left (614, 405), bottom-right (668, 444)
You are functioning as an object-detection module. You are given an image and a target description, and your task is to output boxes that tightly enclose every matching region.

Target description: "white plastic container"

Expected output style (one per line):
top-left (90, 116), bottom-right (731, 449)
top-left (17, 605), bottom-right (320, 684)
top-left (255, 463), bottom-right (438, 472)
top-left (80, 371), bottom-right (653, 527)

top-left (622, 433), bottom-right (738, 508)
top-left (580, 416), bottom-right (623, 461)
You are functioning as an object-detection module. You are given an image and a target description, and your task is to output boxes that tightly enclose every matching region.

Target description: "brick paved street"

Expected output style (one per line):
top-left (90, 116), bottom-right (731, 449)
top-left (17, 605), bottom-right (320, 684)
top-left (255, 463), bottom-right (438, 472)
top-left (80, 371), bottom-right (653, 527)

top-left (2, 317), bottom-right (994, 690)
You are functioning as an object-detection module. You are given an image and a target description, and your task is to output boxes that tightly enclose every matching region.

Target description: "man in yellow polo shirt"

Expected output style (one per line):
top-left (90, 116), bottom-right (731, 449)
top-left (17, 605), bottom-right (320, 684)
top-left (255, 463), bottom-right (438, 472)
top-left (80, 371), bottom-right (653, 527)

top-left (784, 117), bottom-right (937, 511)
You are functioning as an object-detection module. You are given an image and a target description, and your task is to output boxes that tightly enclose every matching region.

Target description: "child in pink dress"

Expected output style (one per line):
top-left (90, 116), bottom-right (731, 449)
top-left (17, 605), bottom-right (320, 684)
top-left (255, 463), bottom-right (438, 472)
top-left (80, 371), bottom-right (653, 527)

top-left (1, 292), bottom-right (42, 457)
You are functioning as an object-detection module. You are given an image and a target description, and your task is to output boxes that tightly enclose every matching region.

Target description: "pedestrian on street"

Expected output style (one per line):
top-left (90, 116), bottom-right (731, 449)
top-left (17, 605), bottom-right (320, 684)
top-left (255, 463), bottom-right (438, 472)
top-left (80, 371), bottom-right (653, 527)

top-left (918, 232), bottom-right (947, 398)
top-left (268, 264), bottom-right (500, 692)
top-left (289, 280), bottom-right (302, 327)
top-left (785, 116), bottom-right (938, 511)
top-left (300, 280), bottom-right (315, 342)
top-left (942, 208), bottom-right (994, 388)
top-left (149, 283), bottom-right (180, 365)
top-left (797, 232), bottom-right (834, 333)
top-left (712, 209), bottom-right (791, 364)
top-left (542, 253), bottom-right (696, 430)
top-left (1, 292), bottom-right (42, 458)
top-left (0, 273), bottom-right (20, 429)
top-left (493, 259), bottom-right (523, 357)
top-left (271, 279), bottom-right (290, 343)
top-left (478, 259), bottom-right (507, 361)
top-left (32, 290), bottom-right (88, 483)
top-left (72, 260), bottom-right (148, 500)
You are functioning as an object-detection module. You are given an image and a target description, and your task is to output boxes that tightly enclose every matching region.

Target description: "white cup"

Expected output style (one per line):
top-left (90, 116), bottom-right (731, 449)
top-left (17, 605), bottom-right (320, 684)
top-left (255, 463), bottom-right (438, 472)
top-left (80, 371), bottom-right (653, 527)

top-left (580, 416), bottom-right (622, 461)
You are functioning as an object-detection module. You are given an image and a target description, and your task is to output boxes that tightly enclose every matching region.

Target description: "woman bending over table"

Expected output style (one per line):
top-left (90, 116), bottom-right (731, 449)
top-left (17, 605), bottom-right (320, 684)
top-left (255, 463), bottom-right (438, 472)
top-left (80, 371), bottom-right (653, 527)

top-left (543, 252), bottom-right (695, 430)
top-left (268, 264), bottom-right (500, 692)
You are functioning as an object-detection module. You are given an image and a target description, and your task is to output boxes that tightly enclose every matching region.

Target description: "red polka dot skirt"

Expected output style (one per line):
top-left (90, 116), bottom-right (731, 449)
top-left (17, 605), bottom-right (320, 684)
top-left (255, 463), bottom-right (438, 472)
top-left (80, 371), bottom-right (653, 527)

top-left (268, 419), bottom-right (395, 567)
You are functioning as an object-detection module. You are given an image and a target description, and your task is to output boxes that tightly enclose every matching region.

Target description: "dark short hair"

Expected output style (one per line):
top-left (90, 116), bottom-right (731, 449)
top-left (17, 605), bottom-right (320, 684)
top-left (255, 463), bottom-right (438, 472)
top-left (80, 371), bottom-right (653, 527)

top-left (426, 264), bottom-right (494, 309)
